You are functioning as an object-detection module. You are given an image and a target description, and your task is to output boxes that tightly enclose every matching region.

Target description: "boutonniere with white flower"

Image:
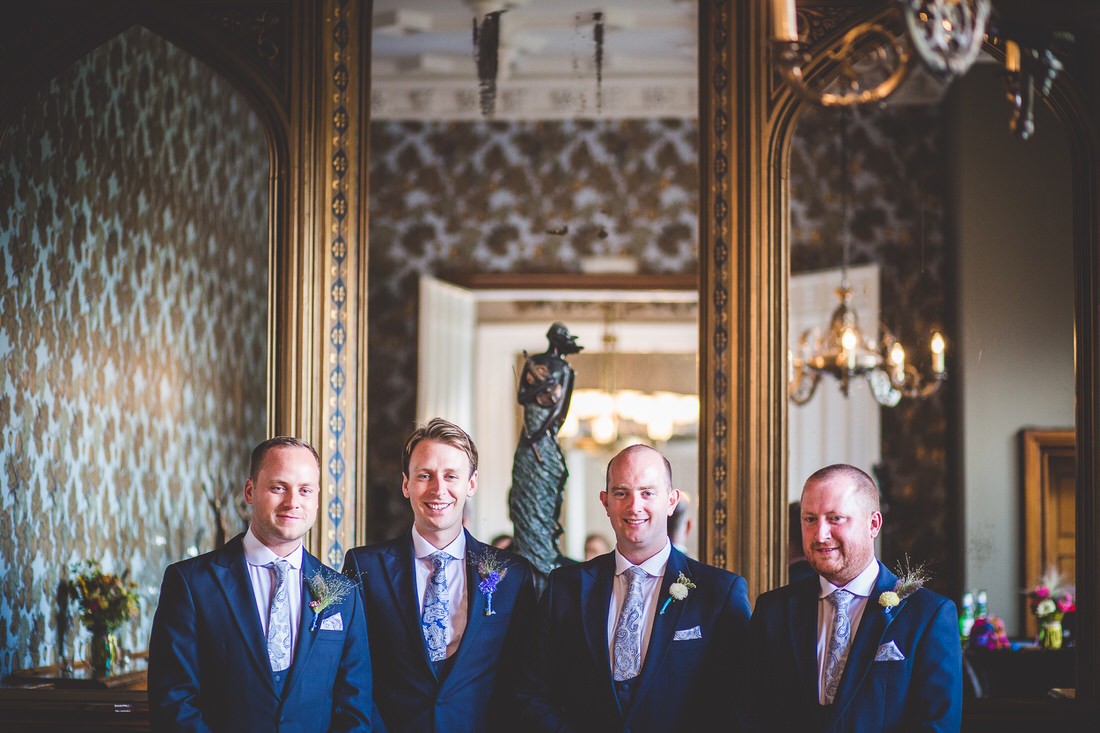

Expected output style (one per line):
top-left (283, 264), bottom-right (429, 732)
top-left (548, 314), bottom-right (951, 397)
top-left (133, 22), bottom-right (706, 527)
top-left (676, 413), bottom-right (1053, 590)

top-left (473, 550), bottom-right (509, 616)
top-left (659, 572), bottom-right (696, 615)
top-left (306, 569), bottom-right (356, 631)
top-left (879, 555), bottom-right (931, 612)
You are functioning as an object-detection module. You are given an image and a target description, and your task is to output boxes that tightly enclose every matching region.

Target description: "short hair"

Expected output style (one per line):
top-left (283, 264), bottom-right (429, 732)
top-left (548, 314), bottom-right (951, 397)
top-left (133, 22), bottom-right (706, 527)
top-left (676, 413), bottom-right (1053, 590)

top-left (402, 417), bottom-right (479, 477)
top-left (803, 463), bottom-right (880, 514)
top-left (249, 437), bottom-right (320, 481)
top-left (605, 444), bottom-right (673, 492)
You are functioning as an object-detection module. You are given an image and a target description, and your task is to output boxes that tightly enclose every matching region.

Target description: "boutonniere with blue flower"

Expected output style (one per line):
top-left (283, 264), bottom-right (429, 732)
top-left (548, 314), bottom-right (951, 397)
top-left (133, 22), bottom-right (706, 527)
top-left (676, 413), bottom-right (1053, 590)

top-left (659, 572), bottom-right (696, 615)
top-left (306, 569), bottom-right (356, 631)
top-left (473, 550), bottom-right (509, 616)
top-left (879, 555), bottom-right (931, 612)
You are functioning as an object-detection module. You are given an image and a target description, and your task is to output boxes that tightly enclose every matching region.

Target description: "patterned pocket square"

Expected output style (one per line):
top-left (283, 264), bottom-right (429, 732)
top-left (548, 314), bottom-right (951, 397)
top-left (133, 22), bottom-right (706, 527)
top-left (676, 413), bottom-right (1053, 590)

top-left (673, 626), bottom-right (702, 641)
top-left (875, 640), bottom-right (905, 661)
top-left (320, 613), bottom-right (344, 631)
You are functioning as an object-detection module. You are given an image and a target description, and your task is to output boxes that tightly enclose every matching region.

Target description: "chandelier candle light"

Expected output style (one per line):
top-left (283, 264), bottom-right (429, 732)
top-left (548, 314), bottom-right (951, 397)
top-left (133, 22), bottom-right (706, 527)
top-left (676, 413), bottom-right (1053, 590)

top-left (789, 112), bottom-right (946, 407)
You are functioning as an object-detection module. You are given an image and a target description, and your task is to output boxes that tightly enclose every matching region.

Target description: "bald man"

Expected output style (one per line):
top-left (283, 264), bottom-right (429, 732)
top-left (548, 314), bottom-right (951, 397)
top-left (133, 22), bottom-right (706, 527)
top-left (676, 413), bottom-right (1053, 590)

top-left (743, 464), bottom-right (962, 732)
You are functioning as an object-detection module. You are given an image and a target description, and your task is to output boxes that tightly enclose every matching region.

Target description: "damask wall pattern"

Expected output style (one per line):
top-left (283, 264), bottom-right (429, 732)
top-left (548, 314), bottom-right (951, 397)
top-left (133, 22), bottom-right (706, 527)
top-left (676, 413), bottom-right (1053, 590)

top-left (789, 105), bottom-right (953, 595)
top-left (367, 119), bottom-right (699, 540)
top-left (0, 27), bottom-right (268, 673)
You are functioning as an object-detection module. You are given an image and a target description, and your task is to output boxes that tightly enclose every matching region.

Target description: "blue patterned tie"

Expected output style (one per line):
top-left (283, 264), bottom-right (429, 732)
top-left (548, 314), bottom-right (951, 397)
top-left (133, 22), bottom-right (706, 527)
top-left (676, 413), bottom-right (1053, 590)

top-left (823, 589), bottom-right (855, 704)
top-left (266, 559), bottom-right (292, 672)
top-left (422, 551), bottom-right (451, 662)
top-left (612, 566), bottom-right (646, 681)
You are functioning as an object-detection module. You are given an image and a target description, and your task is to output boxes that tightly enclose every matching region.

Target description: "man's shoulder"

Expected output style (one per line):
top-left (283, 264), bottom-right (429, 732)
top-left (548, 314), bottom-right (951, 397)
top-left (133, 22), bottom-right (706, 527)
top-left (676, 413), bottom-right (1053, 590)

top-left (345, 534), bottom-right (407, 561)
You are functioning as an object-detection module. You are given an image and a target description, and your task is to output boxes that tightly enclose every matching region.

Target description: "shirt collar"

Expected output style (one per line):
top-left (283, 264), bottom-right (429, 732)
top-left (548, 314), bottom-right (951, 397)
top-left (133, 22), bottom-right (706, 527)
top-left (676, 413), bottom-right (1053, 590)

top-left (613, 538), bottom-right (672, 578)
top-left (411, 526), bottom-right (467, 561)
top-left (819, 557), bottom-right (879, 599)
top-left (243, 526), bottom-right (305, 570)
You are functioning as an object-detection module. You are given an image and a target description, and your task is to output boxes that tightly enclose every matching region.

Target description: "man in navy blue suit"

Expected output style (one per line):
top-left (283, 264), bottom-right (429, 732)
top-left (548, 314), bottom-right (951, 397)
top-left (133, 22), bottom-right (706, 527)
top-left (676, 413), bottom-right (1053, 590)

top-left (149, 437), bottom-right (373, 732)
top-left (744, 464), bottom-right (962, 732)
top-left (516, 444), bottom-right (751, 733)
top-left (343, 418), bottom-right (536, 733)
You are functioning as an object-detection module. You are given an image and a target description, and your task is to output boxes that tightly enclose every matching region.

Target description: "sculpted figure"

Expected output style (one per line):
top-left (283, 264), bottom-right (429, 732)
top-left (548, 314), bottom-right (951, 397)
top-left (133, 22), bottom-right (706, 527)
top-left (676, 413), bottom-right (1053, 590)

top-left (509, 323), bottom-right (582, 594)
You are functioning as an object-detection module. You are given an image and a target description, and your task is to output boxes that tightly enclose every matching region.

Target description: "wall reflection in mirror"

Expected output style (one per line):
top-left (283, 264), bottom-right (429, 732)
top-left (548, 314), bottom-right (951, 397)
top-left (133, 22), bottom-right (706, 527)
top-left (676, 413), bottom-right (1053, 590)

top-left (787, 59), bottom-right (1074, 694)
top-left (0, 27), bottom-right (269, 674)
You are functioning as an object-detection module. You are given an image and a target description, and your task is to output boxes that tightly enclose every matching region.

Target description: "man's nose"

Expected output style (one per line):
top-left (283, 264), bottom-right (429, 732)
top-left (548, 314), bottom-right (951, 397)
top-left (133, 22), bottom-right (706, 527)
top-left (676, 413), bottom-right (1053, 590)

top-left (814, 521), bottom-right (830, 542)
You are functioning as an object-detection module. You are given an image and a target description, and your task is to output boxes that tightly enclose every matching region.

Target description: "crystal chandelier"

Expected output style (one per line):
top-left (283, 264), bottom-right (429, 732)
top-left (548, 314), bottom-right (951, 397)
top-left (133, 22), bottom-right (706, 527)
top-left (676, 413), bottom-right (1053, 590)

top-left (789, 112), bottom-right (947, 407)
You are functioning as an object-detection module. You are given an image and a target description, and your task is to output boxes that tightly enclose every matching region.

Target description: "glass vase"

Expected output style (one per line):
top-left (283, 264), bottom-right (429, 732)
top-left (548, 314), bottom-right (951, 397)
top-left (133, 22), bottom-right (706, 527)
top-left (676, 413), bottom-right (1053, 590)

top-left (89, 628), bottom-right (119, 676)
top-left (1038, 618), bottom-right (1063, 650)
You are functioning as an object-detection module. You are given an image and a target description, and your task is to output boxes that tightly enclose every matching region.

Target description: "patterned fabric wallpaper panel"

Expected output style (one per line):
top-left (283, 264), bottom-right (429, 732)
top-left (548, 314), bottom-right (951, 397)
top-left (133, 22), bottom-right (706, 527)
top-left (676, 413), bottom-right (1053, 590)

top-left (0, 26), bottom-right (268, 673)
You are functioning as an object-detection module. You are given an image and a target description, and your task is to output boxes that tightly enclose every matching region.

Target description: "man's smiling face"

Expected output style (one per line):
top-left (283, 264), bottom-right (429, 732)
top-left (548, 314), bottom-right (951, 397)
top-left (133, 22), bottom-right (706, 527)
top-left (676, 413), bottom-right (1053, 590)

top-left (403, 439), bottom-right (477, 549)
top-left (600, 447), bottom-right (679, 565)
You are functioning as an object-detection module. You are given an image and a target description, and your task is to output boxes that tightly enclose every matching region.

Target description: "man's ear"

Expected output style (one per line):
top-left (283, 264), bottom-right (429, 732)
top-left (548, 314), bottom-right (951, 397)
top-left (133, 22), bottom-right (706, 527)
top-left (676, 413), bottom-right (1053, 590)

top-left (667, 488), bottom-right (680, 516)
top-left (401, 474), bottom-right (410, 498)
top-left (466, 470), bottom-right (478, 497)
top-left (600, 490), bottom-right (609, 515)
top-left (869, 510), bottom-right (883, 538)
top-left (244, 478), bottom-right (255, 505)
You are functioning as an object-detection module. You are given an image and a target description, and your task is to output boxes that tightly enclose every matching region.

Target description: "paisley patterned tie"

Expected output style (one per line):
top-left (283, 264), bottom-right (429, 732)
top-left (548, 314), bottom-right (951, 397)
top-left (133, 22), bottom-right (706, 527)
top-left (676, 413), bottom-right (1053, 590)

top-left (612, 566), bottom-right (647, 681)
top-left (422, 551), bottom-right (451, 662)
top-left (823, 589), bottom-right (855, 704)
top-left (266, 559), bottom-right (292, 672)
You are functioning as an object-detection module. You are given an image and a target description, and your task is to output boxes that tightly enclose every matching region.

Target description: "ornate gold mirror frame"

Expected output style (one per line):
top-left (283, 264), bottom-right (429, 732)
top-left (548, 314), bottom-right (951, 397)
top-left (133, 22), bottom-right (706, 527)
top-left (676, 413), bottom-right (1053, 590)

top-left (696, 0), bottom-right (1099, 714)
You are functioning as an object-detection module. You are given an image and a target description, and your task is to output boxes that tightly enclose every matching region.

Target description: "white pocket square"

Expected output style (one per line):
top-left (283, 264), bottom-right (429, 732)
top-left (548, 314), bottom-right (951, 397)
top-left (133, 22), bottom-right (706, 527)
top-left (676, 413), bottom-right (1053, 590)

top-left (320, 613), bottom-right (344, 631)
top-left (673, 626), bottom-right (702, 641)
top-left (875, 640), bottom-right (905, 661)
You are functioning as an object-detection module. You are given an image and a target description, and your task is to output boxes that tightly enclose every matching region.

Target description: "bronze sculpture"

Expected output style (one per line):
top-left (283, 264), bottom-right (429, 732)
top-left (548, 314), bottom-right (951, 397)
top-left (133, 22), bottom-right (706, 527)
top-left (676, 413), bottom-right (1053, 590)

top-left (509, 322), bottom-right (582, 594)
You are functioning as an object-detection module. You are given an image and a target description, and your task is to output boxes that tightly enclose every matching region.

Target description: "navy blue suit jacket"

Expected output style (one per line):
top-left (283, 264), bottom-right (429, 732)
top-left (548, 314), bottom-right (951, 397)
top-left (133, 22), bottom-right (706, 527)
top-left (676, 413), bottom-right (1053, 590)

top-left (516, 547), bottom-right (751, 733)
top-left (743, 562), bottom-right (962, 733)
top-left (343, 530), bottom-right (536, 733)
top-left (148, 534), bottom-right (373, 733)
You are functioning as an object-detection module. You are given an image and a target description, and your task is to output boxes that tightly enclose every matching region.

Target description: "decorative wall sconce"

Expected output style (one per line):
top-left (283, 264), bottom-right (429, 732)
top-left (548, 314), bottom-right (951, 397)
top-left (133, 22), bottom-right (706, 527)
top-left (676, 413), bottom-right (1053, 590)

top-left (770, 0), bottom-right (1074, 140)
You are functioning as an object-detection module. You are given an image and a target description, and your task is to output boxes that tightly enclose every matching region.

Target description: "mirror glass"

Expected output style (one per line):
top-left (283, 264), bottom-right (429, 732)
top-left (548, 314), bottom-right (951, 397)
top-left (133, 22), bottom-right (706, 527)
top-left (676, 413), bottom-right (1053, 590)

top-left (787, 60), bottom-right (1074, 697)
top-left (0, 26), bottom-right (269, 674)
top-left (367, 0), bottom-right (701, 551)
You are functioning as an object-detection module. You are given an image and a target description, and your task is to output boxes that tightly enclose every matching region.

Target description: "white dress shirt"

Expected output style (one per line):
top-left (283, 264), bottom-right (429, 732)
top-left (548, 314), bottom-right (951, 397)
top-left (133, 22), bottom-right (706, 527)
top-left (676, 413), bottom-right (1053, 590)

top-left (606, 539), bottom-right (672, 671)
top-left (412, 528), bottom-right (468, 658)
top-left (815, 557), bottom-right (880, 704)
top-left (243, 526), bottom-right (305, 666)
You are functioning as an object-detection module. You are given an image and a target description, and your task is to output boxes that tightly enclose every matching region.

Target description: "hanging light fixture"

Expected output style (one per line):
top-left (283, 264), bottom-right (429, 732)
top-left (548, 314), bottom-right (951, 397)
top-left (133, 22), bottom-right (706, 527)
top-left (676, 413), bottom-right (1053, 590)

top-left (789, 112), bottom-right (947, 407)
top-left (559, 305), bottom-right (700, 444)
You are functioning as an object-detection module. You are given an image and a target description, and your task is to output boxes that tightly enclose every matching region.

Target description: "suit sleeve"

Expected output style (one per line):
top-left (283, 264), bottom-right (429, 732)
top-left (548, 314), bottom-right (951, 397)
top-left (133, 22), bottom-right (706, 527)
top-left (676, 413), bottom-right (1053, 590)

top-left (514, 574), bottom-right (578, 733)
top-left (706, 573), bottom-right (752, 730)
top-left (329, 571), bottom-right (374, 733)
top-left (907, 597), bottom-right (963, 732)
top-left (738, 593), bottom-right (771, 733)
top-left (487, 559), bottom-right (539, 733)
top-left (147, 564), bottom-right (215, 733)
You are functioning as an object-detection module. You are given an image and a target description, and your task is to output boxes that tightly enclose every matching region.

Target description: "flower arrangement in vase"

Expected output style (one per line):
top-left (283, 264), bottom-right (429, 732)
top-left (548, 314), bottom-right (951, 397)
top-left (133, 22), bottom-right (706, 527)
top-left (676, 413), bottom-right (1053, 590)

top-left (65, 560), bottom-right (140, 676)
top-left (1025, 567), bottom-right (1075, 650)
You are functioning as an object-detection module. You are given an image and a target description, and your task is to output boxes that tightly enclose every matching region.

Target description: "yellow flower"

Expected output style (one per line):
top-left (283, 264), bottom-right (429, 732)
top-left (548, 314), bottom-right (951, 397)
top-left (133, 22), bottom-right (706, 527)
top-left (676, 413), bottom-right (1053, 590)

top-left (879, 591), bottom-right (901, 608)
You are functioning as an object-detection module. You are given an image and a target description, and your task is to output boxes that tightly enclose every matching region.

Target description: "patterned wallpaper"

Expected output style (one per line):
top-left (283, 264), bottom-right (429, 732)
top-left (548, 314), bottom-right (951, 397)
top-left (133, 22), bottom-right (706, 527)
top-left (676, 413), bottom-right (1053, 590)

top-left (0, 27), bottom-right (269, 673)
top-left (367, 119), bottom-right (699, 540)
top-left (789, 105), bottom-right (953, 596)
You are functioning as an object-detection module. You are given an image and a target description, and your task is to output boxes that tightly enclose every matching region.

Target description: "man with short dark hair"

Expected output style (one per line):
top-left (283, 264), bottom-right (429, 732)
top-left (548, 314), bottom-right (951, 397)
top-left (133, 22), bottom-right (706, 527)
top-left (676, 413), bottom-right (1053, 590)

top-left (517, 444), bottom-right (751, 733)
top-left (344, 418), bottom-right (536, 733)
top-left (149, 437), bottom-right (373, 732)
top-left (743, 463), bottom-right (962, 732)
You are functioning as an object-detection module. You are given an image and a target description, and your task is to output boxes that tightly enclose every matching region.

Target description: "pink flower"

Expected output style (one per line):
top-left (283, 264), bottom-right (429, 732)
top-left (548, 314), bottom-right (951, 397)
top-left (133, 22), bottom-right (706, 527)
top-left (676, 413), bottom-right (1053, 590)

top-left (1034, 586), bottom-right (1051, 599)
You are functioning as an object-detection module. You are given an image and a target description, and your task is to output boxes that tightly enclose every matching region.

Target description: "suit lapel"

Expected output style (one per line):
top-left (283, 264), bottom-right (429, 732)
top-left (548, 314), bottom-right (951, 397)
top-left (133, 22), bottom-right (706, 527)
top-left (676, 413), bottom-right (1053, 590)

top-left (829, 563), bottom-right (901, 720)
top-left (628, 549), bottom-right (689, 714)
top-left (450, 531), bottom-right (488, 674)
top-left (789, 576), bottom-right (822, 706)
top-left (284, 552), bottom-right (321, 697)
top-left (581, 554), bottom-right (619, 713)
top-left (382, 538), bottom-right (433, 673)
top-left (211, 535), bottom-right (277, 695)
